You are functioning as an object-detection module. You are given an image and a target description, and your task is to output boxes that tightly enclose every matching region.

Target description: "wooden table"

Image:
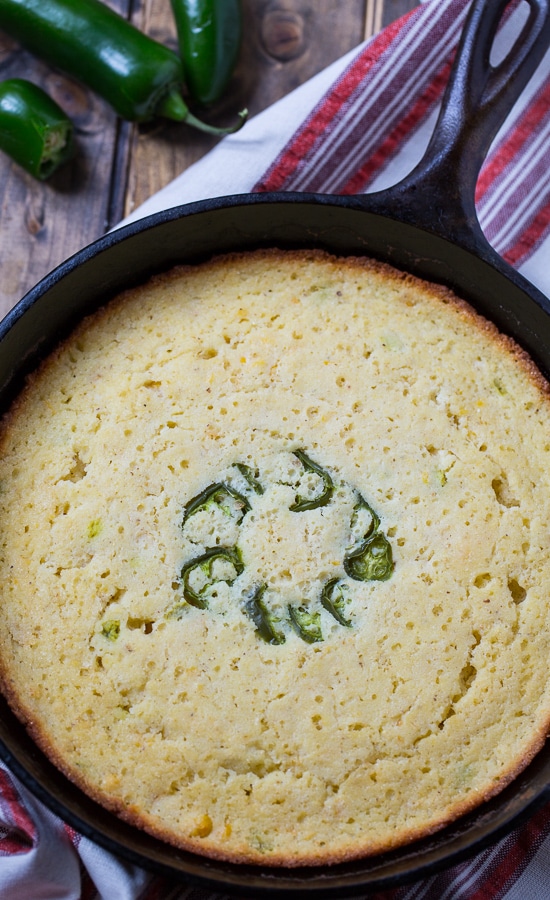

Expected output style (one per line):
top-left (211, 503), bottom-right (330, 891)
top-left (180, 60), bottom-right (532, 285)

top-left (0, 0), bottom-right (418, 317)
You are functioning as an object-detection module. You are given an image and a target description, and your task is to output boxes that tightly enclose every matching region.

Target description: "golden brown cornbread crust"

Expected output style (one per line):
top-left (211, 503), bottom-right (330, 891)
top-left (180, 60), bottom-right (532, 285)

top-left (0, 249), bottom-right (549, 866)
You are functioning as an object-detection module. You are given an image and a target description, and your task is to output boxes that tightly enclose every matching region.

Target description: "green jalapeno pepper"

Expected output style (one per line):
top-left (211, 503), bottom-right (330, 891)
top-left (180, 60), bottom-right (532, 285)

top-left (0, 0), bottom-right (246, 133)
top-left (0, 78), bottom-right (73, 179)
top-left (170, 0), bottom-right (242, 106)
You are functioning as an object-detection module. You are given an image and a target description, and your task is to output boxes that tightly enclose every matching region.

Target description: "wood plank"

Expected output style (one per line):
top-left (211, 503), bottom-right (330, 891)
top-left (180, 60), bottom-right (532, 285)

top-left (381, 0), bottom-right (419, 28)
top-left (0, 0), bottom-right (132, 317)
top-left (122, 0), bottom-right (368, 218)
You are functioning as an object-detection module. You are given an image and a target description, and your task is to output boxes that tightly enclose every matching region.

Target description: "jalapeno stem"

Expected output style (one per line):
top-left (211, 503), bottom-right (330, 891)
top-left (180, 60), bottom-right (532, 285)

top-left (158, 90), bottom-right (247, 134)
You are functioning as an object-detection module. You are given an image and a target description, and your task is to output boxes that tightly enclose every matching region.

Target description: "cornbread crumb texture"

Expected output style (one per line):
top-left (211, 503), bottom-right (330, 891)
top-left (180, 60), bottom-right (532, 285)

top-left (0, 249), bottom-right (549, 866)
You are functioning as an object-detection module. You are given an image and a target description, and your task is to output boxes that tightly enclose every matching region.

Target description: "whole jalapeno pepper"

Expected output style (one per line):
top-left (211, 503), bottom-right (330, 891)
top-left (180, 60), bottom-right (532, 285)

top-left (0, 78), bottom-right (73, 179)
top-left (0, 0), bottom-right (246, 133)
top-left (170, 0), bottom-right (242, 106)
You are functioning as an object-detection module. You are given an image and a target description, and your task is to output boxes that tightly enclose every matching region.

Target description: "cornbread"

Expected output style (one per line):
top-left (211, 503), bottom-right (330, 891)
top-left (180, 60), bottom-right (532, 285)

top-left (0, 249), bottom-right (549, 866)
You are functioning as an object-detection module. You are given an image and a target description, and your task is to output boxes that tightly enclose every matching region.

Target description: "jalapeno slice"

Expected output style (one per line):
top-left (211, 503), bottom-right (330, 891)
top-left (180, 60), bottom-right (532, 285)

top-left (288, 605), bottom-right (323, 643)
top-left (289, 450), bottom-right (334, 512)
top-left (321, 578), bottom-right (352, 627)
top-left (183, 482), bottom-right (250, 526)
top-left (234, 463), bottom-right (264, 495)
top-left (244, 584), bottom-right (286, 645)
top-left (181, 545), bottom-right (244, 609)
top-left (349, 493), bottom-right (380, 544)
top-left (344, 491), bottom-right (393, 582)
top-left (344, 532), bottom-right (393, 582)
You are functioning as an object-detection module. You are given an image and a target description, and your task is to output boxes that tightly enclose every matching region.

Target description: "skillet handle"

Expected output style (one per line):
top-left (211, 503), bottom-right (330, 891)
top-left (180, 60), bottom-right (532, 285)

top-left (362, 0), bottom-right (550, 253)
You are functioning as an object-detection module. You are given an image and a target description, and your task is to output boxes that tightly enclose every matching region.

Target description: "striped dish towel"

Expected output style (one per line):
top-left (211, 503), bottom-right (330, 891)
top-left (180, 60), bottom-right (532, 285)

top-left (2, 1), bottom-right (550, 898)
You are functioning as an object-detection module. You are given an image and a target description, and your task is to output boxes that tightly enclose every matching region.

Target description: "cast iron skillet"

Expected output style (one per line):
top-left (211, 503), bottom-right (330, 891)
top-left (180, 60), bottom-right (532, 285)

top-left (1, 0), bottom-right (550, 896)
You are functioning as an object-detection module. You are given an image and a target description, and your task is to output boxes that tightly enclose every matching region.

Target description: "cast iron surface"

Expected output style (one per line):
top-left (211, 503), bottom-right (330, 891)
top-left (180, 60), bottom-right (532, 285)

top-left (0, 0), bottom-right (550, 895)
